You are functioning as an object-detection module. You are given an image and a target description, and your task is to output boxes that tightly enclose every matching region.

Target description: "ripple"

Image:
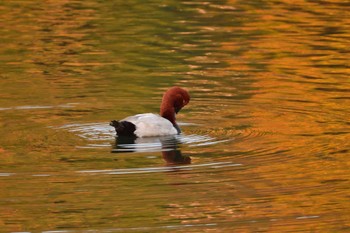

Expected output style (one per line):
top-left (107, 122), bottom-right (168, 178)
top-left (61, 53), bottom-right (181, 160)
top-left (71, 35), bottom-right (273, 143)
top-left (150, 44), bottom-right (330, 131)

top-left (0, 162), bottom-right (242, 178)
top-left (296, 215), bottom-right (320, 220)
top-left (31, 223), bottom-right (218, 233)
top-left (58, 122), bottom-right (115, 141)
top-left (0, 173), bottom-right (13, 177)
top-left (58, 122), bottom-right (233, 152)
top-left (77, 161), bottom-right (242, 175)
top-left (112, 134), bottom-right (231, 153)
top-left (0, 103), bottom-right (78, 111)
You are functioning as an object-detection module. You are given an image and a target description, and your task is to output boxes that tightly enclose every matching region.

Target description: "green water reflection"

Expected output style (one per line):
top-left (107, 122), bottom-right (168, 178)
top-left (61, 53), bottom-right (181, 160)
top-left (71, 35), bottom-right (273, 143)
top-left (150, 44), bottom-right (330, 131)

top-left (0, 0), bottom-right (349, 232)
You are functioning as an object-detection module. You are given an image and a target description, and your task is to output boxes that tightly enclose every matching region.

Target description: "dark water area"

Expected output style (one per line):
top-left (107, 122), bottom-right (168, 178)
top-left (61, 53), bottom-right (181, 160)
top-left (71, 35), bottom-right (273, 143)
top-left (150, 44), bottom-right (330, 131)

top-left (0, 0), bottom-right (349, 232)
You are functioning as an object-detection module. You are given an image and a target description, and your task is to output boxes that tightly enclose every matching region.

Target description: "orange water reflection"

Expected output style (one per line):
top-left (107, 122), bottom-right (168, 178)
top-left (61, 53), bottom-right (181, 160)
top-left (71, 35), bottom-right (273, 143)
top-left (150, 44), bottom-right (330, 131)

top-left (0, 0), bottom-right (349, 232)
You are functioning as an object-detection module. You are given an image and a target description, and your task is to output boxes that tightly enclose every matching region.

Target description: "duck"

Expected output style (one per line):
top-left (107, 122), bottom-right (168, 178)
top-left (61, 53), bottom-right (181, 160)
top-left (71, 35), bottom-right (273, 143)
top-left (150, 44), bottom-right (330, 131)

top-left (110, 86), bottom-right (190, 137)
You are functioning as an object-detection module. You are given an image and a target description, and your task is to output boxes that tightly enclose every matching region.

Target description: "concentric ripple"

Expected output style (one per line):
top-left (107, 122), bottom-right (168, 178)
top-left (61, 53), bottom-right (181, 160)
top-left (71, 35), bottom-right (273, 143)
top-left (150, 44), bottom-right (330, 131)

top-left (58, 122), bottom-right (233, 152)
top-left (77, 161), bottom-right (242, 175)
top-left (58, 122), bottom-right (115, 141)
top-left (0, 162), bottom-right (242, 177)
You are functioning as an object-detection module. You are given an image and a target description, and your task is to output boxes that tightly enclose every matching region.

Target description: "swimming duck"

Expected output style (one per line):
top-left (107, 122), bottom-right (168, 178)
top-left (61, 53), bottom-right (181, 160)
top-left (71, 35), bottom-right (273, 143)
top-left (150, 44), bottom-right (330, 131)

top-left (110, 86), bottom-right (190, 137)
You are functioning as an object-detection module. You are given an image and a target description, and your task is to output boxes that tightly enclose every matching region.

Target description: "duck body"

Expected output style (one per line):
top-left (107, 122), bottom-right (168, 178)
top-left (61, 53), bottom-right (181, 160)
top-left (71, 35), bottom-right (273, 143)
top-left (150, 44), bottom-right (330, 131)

top-left (115, 113), bottom-right (177, 137)
top-left (110, 87), bottom-right (190, 138)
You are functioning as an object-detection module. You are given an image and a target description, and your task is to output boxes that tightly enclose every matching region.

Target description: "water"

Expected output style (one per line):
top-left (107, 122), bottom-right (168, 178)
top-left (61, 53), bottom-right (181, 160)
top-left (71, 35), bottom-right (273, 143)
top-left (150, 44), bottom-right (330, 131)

top-left (0, 0), bottom-right (349, 232)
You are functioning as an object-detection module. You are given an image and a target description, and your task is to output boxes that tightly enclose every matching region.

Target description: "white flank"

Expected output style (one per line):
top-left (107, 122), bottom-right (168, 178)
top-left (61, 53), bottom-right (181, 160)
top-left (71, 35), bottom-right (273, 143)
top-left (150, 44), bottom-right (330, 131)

top-left (122, 113), bottom-right (177, 137)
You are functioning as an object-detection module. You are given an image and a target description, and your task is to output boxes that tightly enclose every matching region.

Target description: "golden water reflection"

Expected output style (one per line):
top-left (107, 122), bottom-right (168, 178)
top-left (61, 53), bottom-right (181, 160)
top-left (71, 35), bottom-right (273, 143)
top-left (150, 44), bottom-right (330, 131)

top-left (0, 0), bottom-right (349, 232)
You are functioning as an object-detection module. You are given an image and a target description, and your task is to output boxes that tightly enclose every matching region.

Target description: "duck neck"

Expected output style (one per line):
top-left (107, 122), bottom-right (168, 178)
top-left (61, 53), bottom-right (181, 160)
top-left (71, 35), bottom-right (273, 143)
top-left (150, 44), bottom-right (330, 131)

top-left (160, 104), bottom-right (176, 125)
top-left (160, 104), bottom-right (181, 133)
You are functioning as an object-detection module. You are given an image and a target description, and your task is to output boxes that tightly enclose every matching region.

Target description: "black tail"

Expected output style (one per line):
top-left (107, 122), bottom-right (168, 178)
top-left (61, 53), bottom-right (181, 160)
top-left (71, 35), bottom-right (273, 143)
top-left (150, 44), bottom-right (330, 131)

top-left (110, 120), bottom-right (136, 137)
top-left (110, 120), bottom-right (121, 129)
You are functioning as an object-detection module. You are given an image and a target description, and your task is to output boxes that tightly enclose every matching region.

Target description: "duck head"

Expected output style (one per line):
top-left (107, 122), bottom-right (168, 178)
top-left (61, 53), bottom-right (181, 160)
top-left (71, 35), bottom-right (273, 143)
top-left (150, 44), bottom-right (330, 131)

top-left (160, 86), bottom-right (190, 131)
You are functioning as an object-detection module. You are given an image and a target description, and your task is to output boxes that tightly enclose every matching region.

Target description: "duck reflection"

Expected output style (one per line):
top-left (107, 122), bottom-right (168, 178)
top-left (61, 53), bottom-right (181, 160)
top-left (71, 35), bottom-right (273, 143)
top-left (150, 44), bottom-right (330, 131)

top-left (111, 135), bottom-right (191, 165)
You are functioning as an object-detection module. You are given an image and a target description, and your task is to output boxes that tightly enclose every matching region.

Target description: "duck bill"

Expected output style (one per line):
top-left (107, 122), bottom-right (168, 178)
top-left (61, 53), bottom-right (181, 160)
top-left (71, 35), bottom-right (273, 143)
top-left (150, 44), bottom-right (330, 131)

top-left (174, 122), bottom-right (181, 134)
top-left (175, 106), bottom-right (181, 114)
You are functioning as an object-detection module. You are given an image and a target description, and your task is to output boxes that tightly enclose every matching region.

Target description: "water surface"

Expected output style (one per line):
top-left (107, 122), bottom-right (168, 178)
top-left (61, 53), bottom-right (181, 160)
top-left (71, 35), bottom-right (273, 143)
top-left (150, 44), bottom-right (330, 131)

top-left (0, 0), bottom-right (349, 232)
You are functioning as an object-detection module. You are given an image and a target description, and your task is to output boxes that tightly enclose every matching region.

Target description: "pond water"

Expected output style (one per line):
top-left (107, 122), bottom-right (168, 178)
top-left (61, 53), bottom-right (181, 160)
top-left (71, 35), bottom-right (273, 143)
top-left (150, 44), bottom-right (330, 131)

top-left (1, 0), bottom-right (349, 232)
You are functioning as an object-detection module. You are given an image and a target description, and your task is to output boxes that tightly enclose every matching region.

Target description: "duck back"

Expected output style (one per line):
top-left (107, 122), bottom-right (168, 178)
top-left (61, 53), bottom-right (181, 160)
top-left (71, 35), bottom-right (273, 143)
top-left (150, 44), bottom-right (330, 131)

top-left (122, 113), bottom-right (177, 137)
